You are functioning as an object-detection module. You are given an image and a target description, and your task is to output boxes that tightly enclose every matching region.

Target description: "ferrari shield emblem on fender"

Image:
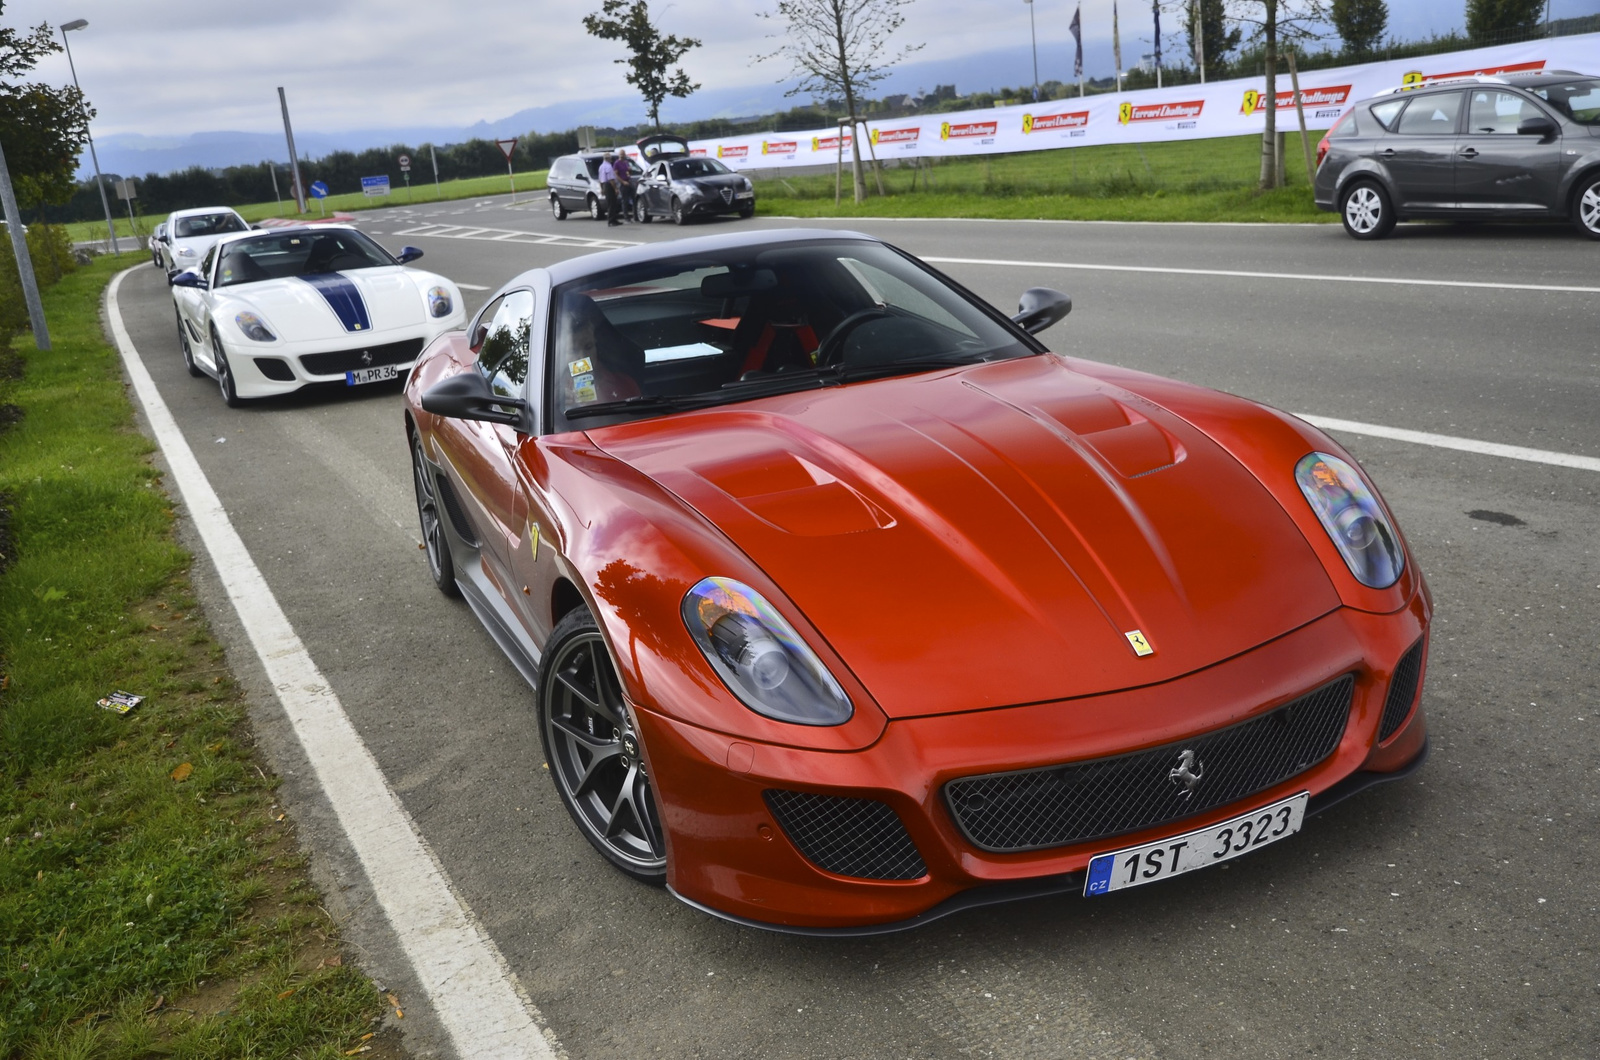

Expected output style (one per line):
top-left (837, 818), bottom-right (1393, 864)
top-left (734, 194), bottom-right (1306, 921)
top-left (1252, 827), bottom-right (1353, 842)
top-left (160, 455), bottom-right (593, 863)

top-left (1124, 630), bottom-right (1154, 656)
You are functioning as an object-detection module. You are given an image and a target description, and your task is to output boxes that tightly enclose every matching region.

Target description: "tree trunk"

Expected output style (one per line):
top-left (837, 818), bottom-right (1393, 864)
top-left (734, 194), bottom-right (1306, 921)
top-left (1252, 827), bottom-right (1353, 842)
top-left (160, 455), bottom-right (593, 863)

top-left (1259, 0), bottom-right (1279, 189)
top-left (833, 2), bottom-right (868, 203)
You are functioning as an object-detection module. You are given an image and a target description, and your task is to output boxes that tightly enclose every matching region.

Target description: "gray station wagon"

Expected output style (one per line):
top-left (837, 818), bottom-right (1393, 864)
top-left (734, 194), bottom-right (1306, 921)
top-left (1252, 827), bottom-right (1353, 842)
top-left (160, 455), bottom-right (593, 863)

top-left (1314, 70), bottom-right (1600, 240)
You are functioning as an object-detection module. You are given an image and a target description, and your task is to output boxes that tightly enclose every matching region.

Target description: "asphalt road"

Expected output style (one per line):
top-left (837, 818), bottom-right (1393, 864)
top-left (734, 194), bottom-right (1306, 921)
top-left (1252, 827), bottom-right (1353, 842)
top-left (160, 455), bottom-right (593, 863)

top-left (115, 198), bottom-right (1599, 1060)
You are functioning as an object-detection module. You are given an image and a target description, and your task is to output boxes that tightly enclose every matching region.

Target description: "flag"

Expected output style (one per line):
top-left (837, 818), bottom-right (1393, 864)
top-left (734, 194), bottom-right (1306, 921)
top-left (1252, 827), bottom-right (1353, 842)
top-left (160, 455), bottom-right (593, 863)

top-left (1069, 4), bottom-right (1083, 79)
top-left (1113, 1), bottom-right (1122, 74)
top-left (1153, 1), bottom-right (1162, 70)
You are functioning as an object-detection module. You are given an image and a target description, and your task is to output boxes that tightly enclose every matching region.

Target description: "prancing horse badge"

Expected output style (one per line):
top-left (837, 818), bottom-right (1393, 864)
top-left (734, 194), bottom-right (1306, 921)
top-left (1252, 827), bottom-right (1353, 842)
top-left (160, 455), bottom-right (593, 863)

top-left (1124, 630), bottom-right (1154, 656)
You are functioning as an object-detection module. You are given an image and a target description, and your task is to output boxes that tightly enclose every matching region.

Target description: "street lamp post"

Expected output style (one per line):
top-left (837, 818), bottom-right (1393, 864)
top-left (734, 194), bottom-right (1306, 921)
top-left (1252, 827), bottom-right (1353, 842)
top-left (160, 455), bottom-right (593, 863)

top-left (59, 19), bottom-right (121, 255)
top-left (1025, 0), bottom-right (1040, 102)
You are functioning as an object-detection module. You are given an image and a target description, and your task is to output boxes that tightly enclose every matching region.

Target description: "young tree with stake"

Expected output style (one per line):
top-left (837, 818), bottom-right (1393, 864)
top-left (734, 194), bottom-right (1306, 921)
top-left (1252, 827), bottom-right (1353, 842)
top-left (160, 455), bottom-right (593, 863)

top-left (760, 0), bottom-right (922, 203)
top-left (583, 0), bottom-right (701, 129)
top-left (1228, 0), bottom-right (1324, 190)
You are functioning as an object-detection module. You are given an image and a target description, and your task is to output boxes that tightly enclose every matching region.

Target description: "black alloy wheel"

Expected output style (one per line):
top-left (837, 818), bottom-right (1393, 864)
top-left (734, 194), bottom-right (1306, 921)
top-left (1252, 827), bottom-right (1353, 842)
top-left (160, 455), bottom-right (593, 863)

top-left (410, 433), bottom-right (459, 597)
top-left (634, 196), bottom-right (651, 224)
top-left (1340, 180), bottom-right (1395, 240)
top-left (671, 197), bottom-right (688, 225)
top-left (210, 324), bottom-right (244, 407)
top-left (177, 309), bottom-right (202, 377)
top-left (738, 205), bottom-right (755, 219)
top-left (1574, 173), bottom-right (1600, 241)
top-left (551, 194), bottom-right (568, 220)
top-left (587, 195), bottom-right (604, 221)
top-left (538, 609), bottom-right (667, 883)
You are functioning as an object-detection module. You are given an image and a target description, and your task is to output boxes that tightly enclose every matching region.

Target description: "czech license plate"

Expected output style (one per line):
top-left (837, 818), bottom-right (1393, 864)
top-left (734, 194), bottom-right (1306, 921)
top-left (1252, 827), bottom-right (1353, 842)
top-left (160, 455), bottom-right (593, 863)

top-left (1083, 791), bottom-right (1308, 896)
top-left (346, 364), bottom-right (398, 386)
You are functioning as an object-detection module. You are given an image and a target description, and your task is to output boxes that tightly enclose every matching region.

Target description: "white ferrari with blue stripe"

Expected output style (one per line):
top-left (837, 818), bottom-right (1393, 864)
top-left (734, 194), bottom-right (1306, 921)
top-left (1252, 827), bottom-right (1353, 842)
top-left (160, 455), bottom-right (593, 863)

top-left (169, 224), bottom-right (465, 406)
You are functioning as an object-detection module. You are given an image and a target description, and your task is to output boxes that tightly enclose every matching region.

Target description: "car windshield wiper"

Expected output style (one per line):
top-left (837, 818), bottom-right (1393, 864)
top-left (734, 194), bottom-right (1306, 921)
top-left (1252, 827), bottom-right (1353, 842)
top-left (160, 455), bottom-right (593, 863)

top-left (563, 393), bottom-right (717, 421)
top-left (820, 356), bottom-right (983, 382)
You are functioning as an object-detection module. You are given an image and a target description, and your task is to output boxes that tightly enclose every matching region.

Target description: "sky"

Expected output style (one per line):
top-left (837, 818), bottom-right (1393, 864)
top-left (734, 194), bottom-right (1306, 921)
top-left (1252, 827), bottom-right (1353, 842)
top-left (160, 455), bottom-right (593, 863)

top-left (6, 0), bottom-right (1596, 168)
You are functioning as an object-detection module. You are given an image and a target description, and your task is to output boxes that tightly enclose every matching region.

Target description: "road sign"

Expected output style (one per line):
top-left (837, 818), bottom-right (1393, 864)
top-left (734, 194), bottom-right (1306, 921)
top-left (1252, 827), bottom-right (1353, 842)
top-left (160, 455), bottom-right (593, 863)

top-left (309, 180), bottom-right (329, 199)
top-left (361, 175), bottom-right (391, 197)
top-left (496, 138), bottom-right (517, 162)
top-left (398, 154), bottom-right (411, 172)
top-left (114, 178), bottom-right (137, 200)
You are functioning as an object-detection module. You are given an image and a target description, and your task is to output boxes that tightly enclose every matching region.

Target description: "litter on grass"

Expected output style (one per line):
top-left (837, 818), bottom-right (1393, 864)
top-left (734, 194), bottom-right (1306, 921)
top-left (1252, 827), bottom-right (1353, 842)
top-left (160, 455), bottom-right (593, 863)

top-left (97, 690), bottom-right (145, 715)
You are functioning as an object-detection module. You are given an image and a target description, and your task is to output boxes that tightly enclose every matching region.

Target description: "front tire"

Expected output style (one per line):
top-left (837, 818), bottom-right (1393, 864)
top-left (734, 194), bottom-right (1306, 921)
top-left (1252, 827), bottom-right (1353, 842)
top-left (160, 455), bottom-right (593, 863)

top-left (210, 325), bottom-right (244, 408)
top-left (410, 433), bottom-right (460, 597)
top-left (538, 609), bottom-right (667, 884)
top-left (737, 205), bottom-right (755, 219)
top-left (550, 195), bottom-right (568, 220)
top-left (587, 195), bottom-right (603, 221)
top-left (1340, 180), bottom-right (1395, 240)
top-left (177, 310), bottom-right (203, 377)
top-left (1573, 172), bottom-right (1600, 241)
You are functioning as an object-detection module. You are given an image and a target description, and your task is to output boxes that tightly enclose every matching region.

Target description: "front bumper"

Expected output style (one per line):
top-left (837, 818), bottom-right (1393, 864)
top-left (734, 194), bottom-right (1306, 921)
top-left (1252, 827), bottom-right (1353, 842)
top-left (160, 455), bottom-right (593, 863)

top-left (683, 190), bottom-right (756, 215)
top-left (636, 595), bottom-right (1429, 931)
top-left (223, 320), bottom-right (462, 399)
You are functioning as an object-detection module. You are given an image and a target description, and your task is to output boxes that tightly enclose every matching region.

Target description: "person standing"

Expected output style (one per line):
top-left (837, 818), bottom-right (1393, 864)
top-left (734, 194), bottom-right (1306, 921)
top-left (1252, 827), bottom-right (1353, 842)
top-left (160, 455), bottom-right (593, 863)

top-left (598, 152), bottom-right (622, 226)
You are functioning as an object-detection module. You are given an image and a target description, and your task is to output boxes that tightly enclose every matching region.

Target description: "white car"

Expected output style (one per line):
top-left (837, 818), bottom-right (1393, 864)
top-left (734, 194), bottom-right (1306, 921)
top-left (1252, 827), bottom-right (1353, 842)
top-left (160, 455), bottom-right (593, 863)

top-left (170, 225), bottom-right (465, 406)
top-left (160, 207), bottom-right (251, 277)
top-left (149, 221), bottom-right (168, 267)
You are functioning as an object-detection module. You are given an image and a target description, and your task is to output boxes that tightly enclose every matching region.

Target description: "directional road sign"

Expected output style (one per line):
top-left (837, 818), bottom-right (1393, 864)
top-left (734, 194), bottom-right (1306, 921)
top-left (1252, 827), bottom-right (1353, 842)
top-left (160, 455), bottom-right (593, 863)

top-left (309, 180), bottom-right (329, 199)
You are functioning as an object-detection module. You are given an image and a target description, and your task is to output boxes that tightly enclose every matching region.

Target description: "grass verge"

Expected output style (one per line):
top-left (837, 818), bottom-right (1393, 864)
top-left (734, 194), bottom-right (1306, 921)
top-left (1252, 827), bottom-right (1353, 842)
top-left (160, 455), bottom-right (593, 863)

top-left (0, 256), bottom-right (401, 1059)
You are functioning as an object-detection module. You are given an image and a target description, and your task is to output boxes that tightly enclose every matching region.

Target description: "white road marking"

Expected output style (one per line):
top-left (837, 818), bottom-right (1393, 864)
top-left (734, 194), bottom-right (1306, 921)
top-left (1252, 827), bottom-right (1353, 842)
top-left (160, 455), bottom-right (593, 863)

top-left (391, 221), bottom-right (638, 251)
top-left (458, 282), bottom-right (490, 291)
top-left (925, 255), bottom-right (1600, 296)
top-left (1298, 414), bottom-right (1600, 473)
top-left (105, 269), bottom-right (558, 1060)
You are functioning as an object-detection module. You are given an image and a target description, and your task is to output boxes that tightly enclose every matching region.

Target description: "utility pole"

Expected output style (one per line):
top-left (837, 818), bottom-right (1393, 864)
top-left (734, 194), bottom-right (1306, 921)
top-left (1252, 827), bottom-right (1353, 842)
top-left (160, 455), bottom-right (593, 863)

top-left (266, 161), bottom-right (281, 209)
top-left (59, 19), bottom-right (119, 255)
top-left (278, 87), bottom-right (307, 214)
top-left (0, 136), bottom-right (51, 349)
top-left (1025, 0), bottom-right (1040, 102)
top-left (430, 144), bottom-right (441, 196)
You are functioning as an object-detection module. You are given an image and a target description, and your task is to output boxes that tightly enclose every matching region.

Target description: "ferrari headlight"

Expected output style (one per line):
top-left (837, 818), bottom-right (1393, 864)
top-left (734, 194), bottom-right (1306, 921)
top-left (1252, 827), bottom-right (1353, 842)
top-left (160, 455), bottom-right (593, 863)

top-left (234, 312), bottom-right (276, 342)
top-left (1295, 452), bottom-right (1404, 588)
top-left (427, 285), bottom-right (453, 318)
top-left (682, 577), bottom-right (852, 726)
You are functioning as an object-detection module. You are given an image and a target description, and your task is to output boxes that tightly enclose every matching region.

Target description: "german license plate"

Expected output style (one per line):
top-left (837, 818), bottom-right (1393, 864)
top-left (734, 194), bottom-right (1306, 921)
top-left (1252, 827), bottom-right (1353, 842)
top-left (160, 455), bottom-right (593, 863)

top-left (1083, 791), bottom-right (1308, 896)
top-left (346, 364), bottom-right (398, 386)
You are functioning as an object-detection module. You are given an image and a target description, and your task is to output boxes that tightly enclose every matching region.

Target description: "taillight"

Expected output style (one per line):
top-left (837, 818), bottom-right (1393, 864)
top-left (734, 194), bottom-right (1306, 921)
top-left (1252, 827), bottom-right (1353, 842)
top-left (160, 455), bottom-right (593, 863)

top-left (1316, 136), bottom-right (1330, 168)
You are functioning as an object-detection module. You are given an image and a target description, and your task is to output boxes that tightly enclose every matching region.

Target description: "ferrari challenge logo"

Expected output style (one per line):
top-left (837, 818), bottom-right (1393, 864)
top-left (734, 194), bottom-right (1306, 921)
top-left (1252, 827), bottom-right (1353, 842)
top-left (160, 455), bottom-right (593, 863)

top-left (1242, 85), bottom-right (1352, 113)
top-left (762, 140), bottom-right (797, 155)
top-left (1241, 89), bottom-right (1263, 116)
top-left (940, 120), bottom-right (997, 140)
top-left (871, 126), bottom-right (920, 145)
top-left (1022, 111), bottom-right (1089, 134)
top-left (811, 133), bottom-right (852, 151)
top-left (1403, 58), bottom-right (1544, 89)
top-left (1119, 100), bottom-right (1204, 125)
top-left (1125, 630), bottom-right (1154, 657)
top-left (717, 144), bottom-right (749, 160)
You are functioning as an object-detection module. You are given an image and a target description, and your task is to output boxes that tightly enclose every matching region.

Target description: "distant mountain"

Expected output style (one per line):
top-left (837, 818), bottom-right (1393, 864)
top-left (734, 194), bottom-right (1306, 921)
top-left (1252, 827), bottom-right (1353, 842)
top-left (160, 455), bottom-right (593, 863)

top-left (83, 40), bottom-right (1127, 178)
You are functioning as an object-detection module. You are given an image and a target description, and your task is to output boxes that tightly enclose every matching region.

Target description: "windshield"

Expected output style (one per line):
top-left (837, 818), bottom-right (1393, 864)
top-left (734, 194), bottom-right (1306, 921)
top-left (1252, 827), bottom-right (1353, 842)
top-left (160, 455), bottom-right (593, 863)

top-left (1529, 79), bottom-right (1600, 124)
top-left (215, 230), bottom-right (396, 287)
top-left (669, 158), bottom-right (732, 179)
top-left (173, 212), bottom-right (248, 239)
top-left (545, 239), bottom-right (1037, 432)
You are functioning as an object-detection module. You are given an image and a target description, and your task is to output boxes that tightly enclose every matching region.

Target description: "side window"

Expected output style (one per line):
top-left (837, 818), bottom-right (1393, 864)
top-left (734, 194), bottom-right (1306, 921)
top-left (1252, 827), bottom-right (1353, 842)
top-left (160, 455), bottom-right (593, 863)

top-left (200, 245), bottom-right (217, 280)
top-left (477, 289), bottom-right (536, 400)
top-left (1369, 99), bottom-right (1405, 130)
top-left (1395, 92), bottom-right (1464, 135)
top-left (1468, 91), bottom-right (1541, 134)
top-left (1329, 109), bottom-right (1361, 138)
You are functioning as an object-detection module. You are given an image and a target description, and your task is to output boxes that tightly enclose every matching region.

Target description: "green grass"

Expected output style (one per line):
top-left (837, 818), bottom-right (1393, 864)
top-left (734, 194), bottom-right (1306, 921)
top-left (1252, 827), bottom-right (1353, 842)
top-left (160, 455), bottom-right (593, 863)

top-left (0, 256), bottom-right (393, 1059)
top-left (65, 168), bottom-right (553, 245)
top-left (755, 131), bottom-right (1333, 223)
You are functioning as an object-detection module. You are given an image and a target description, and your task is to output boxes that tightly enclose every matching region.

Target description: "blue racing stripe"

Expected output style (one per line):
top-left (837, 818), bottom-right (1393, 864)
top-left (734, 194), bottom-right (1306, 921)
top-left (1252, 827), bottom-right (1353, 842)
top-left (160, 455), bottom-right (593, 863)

top-left (300, 273), bottom-right (372, 332)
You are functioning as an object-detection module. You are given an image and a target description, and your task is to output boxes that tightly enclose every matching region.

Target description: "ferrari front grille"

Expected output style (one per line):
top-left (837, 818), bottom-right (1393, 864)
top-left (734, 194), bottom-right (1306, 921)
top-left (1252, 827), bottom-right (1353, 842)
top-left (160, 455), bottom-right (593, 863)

top-left (1379, 640), bottom-right (1424, 741)
top-left (300, 337), bottom-right (425, 376)
top-left (944, 675), bottom-right (1355, 853)
top-left (764, 790), bottom-right (927, 880)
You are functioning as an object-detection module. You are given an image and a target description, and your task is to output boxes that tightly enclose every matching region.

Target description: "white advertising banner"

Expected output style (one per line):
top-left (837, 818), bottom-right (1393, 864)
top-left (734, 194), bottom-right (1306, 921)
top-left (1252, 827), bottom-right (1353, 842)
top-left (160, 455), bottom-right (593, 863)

top-left (671, 33), bottom-right (1599, 170)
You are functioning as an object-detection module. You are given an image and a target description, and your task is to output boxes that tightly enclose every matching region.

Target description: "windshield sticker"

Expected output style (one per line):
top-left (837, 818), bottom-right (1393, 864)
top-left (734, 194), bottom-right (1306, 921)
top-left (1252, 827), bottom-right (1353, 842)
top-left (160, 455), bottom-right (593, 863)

top-left (568, 357), bottom-right (594, 376)
top-left (574, 383), bottom-right (598, 403)
top-left (572, 373), bottom-right (594, 390)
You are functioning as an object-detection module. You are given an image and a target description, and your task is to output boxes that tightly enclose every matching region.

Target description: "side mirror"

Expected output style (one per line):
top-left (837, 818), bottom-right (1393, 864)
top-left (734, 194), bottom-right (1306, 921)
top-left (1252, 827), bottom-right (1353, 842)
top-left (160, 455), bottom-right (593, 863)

top-left (396, 246), bottom-right (424, 264)
top-left (577, 173), bottom-right (590, 183)
top-left (1012, 287), bottom-right (1072, 335)
top-left (1517, 115), bottom-right (1557, 139)
top-left (170, 269), bottom-right (207, 289)
top-left (421, 370), bottom-right (528, 429)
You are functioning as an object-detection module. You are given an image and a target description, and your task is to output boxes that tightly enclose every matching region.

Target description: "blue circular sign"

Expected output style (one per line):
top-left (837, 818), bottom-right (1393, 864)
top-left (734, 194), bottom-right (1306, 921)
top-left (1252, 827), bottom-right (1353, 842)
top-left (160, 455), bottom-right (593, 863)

top-left (309, 181), bottom-right (329, 199)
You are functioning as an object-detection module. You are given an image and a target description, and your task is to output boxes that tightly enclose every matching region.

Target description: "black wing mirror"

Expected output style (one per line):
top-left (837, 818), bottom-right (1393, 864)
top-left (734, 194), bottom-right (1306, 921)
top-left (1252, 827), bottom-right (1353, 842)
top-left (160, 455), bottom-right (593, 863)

top-left (396, 246), bottom-right (424, 264)
top-left (1517, 115), bottom-right (1558, 139)
top-left (421, 370), bottom-right (529, 430)
top-left (170, 269), bottom-right (207, 289)
top-left (1012, 287), bottom-right (1072, 334)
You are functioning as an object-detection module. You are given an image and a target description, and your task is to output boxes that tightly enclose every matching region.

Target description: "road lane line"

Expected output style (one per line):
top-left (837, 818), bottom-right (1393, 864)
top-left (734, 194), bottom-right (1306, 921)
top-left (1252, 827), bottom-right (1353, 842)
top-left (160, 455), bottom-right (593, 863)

top-left (925, 255), bottom-right (1600, 295)
top-left (105, 270), bottom-right (557, 1060)
top-left (458, 283), bottom-right (490, 291)
top-left (1298, 415), bottom-right (1600, 472)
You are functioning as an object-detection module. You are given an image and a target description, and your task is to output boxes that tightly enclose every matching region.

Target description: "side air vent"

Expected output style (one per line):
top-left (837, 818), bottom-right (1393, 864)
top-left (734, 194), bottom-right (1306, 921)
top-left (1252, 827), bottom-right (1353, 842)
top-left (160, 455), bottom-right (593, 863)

top-left (763, 790), bottom-right (927, 880)
top-left (434, 474), bottom-right (478, 546)
top-left (1379, 640), bottom-right (1424, 742)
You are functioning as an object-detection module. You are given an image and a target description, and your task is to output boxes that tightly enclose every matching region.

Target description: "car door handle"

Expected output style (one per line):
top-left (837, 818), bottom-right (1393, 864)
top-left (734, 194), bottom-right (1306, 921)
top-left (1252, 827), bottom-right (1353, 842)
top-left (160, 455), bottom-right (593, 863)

top-left (1381, 148), bottom-right (1396, 158)
top-left (1458, 147), bottom-right (1479, 159)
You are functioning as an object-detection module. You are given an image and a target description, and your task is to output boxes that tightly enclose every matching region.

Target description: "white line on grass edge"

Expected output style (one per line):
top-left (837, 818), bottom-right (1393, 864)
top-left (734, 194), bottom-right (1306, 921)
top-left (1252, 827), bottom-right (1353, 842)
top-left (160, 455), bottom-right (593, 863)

top-left (105, 269), bottom-right (556, 1060)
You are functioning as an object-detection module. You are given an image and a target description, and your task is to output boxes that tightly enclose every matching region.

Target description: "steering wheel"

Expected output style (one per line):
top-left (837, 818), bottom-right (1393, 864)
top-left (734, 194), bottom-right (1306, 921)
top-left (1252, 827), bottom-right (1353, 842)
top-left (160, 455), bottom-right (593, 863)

top-left (815, 307), bottom-right (893, 366)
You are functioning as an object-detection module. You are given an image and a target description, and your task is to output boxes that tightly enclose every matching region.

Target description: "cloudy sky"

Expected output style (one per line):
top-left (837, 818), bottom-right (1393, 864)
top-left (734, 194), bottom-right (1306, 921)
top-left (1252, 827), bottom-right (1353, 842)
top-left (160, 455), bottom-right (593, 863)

top-left (7, 0), bottom-right (1593, 143)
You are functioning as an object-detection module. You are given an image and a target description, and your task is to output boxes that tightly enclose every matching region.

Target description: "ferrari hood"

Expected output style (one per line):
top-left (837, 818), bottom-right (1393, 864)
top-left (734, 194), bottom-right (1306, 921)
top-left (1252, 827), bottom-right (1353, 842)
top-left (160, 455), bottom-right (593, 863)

top-left (592, 356), bottom-right (1340, 719)
top-left (225, 267), bottom-right (425, 337)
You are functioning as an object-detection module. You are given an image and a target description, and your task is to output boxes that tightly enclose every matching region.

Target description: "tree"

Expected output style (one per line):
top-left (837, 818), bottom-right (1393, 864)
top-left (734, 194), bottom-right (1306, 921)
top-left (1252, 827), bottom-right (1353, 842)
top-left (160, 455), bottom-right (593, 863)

top-left (0, 4), bottom-right (91, 208)
top-left (1465, 0), bottom-right (1545, 43)
top-left (1184, 0), bottom-right (1242, 79)
top-left (582, 0), bottom-right (701, 130)
top-left (760, 0), bottom-right (922, 203)
top-left (1330, 0), bottom-right (1386, 57)
top-left (1227, 0), bottom-right (1325, 190)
